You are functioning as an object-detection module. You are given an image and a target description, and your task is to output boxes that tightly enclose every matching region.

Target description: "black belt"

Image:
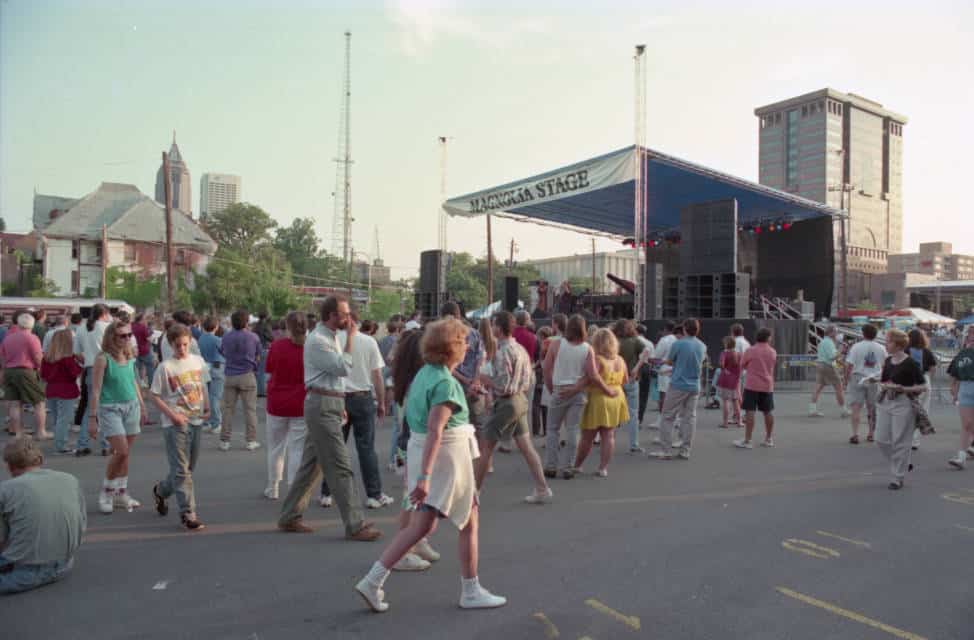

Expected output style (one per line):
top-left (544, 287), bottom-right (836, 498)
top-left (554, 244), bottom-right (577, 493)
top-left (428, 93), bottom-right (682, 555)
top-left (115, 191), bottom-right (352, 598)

top-left (345, 390), bottom-right (372, 397)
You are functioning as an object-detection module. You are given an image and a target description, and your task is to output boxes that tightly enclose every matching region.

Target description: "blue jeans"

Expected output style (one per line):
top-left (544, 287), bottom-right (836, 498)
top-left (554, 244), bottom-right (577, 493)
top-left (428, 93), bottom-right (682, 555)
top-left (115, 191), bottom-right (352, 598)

top-left (46, 397), bottom-right (77, 451)
top-left (256, 350), bottom-right (268, 396)
top-left (157, 424), bottom-right (203, 515)
top-left (78, 369), bottom-right (107, 450)
top-left (207, 366), bottom-right (225, 430)
top-left (321, 393), bottom-right (382, 499)
top-left (0, 556), bottom-right (74, 594)
top-left (137, 352), bottom-right (156, 387)
top-left (623, 381), bottom-right (640, 449)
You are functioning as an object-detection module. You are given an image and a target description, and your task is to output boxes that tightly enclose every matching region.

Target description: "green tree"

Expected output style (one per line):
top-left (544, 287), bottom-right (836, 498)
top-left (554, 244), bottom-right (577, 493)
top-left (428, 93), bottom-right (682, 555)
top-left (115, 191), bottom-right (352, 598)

top-left (0, 217), bottom-right (5, 232)
top-left (365, 287), bottom-right (407, 321)
top-left (203, 203), bottom-right (277, 254)
top-left (26, 276), bottom-right (60, 297)
top-left (105, 266), bottom-right (163, 309)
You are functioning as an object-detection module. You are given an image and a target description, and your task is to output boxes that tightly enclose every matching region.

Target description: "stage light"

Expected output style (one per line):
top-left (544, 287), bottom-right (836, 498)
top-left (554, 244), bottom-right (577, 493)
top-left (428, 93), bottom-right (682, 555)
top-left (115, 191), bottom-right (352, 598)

top-left (754, 226), bottom-right (762, 234)
top-left (782, 221), bottom-right (792, 230)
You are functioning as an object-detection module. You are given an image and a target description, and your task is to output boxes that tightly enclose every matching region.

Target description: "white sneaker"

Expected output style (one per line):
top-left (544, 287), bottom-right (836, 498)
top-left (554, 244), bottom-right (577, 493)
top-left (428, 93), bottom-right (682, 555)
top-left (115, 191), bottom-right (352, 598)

top-left (949, 452), bottom-right (966, 470)
top-left (967, 446), bottom-right (974, 460)
top-left (245, 441), bottom-right (261, 451)
top-left (218, 441), bottom-right (231, 451)
top-left (648, 451), bottom-right (673, 460)
top-left (808, 404), bottom-right (824, 417)
top-left (355, 578), bottom-right (389, 613)
top-left (113, 492), bottom-right (141, 511)
top-left (263, 485), bottom-right (279, 500)
top-left (672, 439), bottom-right (684, 449)
top-left (392, 553), bottom-right (431, 572)
top-left (840, 408), bottom-right (851, 418)
top-left (386, 463), bottom-right (398, 472)
top-left (319, 495), bottom-right (333, 508)
top-left (460, 586), bottom-right (507, 609)
top-left (366, 494), bottom-right (394, 509)
top-left (760, 439), bottom-right (775, 448)
top-left (98, 492), bottom-right (114, 514)
top-left (413, 538), bottom-right (441, 562)
top-left (205, 425), bottom-right (221, 435)
top-left (733, 439), bottom-right (753, 449)
top-left (524, 487), bottom-right (553, 504)
top-left (676, 451), bottom-right (691, 460)
top-left (651, 436), bottom-right (662, 445)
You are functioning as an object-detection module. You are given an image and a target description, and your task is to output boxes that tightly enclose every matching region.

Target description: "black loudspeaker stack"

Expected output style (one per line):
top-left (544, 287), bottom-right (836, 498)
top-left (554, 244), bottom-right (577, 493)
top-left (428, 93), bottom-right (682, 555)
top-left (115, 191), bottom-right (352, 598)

top-left (504, 276), bottom-right (519, 311)
top-left (419, 250), bottom-right (446, 295)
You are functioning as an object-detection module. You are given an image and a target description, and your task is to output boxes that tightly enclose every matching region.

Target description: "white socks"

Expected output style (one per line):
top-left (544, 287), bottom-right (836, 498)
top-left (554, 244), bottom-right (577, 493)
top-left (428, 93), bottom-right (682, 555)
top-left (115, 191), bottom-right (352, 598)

top-left (461, 576), bottom-right (481, 597)
top-left (103, 478), bottom-right (117, 494)
top-left (366, 561), bottom-right (391, 588)
top-left (117, 476), bottom-right (129, 496)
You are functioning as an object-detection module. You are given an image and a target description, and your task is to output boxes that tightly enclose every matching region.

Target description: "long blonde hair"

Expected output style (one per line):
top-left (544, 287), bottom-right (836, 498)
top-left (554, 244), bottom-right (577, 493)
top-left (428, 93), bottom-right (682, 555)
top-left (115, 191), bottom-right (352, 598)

top-left (101, 321), bottom-right (134, 361)
top-left (45, 329), bottom-right (75, 363)
top-left (591, 327), bottom-right (619, 360)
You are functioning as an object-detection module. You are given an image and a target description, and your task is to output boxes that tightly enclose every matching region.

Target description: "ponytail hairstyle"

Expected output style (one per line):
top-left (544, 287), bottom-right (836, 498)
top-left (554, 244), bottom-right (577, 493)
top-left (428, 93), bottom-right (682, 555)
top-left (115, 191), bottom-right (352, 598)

top-left (87, 303), bottom-right (109, 331)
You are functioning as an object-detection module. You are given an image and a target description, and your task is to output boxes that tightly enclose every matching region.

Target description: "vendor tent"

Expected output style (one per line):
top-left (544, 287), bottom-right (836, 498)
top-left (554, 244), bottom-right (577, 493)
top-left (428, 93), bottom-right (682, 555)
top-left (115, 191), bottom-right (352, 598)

top-left (955, 315), bottom-right (974, 326)
top-left (443, 146), bottom-right (843, 236)
top-left (884, 308), bottom-right (957, 324)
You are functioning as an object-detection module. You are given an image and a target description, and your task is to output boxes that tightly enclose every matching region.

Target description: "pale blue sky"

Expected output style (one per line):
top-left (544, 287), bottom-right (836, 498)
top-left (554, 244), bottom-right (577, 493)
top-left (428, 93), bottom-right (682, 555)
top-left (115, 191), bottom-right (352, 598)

top-left (2, 0), bottom-right (972, 279)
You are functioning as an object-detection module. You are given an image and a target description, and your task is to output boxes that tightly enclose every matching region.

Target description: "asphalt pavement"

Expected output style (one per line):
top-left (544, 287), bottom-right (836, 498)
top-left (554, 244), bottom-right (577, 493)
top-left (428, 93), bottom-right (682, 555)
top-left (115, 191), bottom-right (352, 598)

top-left (2, 390), bottom-right (972, 640)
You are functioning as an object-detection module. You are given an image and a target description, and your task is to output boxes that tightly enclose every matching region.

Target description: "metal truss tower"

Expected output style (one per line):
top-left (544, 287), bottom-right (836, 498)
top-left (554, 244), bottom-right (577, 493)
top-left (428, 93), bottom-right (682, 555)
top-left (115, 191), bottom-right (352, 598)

top-left (331, 31), bottom-right (354, 262)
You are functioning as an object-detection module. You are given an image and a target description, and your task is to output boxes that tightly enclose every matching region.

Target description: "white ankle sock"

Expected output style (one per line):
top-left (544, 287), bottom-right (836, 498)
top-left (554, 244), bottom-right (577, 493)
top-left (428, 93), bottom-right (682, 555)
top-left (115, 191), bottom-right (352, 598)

top-left (103, 478), bottom-right (116, 494)
top-left (461, 576), bottom-right (481, 596)
top-left (116, 476), bottom-right (128, 495)
top-left (366, 561), bottom-right (390, 587)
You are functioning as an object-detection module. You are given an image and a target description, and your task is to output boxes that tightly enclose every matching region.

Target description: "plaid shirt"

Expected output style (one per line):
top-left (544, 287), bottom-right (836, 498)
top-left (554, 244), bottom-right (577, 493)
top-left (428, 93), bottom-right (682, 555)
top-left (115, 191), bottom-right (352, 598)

top-left (490, 338), bottom-right (533, 397)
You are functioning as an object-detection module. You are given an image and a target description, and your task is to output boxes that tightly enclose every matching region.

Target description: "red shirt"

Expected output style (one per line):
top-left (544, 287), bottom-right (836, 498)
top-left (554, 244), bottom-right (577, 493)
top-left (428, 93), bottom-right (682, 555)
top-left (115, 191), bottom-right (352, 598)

top-left (0, 328), bottom-right (42, 369)
top-left (265, 337), bottom-right (305, 417)
top-left (512, 326), bottom-right (538, 362)
top-left (132, 322), bottom-right (151, 357)
top-left (40, 356), bottom-right (83, 399)
top-left (742, 342), bottom-right (777, 393)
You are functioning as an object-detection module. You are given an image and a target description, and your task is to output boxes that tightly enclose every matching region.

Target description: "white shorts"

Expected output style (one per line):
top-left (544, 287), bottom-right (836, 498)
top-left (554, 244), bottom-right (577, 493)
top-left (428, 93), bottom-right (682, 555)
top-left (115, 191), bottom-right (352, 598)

top-left (658, 373), bottom-right (671, 394)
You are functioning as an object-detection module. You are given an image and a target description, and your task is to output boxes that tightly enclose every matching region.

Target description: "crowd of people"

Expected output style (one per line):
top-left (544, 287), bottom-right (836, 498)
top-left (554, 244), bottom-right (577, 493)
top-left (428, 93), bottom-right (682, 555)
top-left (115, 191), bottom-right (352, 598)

top-left (1, 299), bottom-right (973, 604)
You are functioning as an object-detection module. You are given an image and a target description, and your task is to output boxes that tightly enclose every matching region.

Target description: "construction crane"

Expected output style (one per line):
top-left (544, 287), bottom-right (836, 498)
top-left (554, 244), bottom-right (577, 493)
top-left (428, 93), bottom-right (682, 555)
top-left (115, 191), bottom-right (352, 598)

top-left (331, 30), bottom-right (353, 263)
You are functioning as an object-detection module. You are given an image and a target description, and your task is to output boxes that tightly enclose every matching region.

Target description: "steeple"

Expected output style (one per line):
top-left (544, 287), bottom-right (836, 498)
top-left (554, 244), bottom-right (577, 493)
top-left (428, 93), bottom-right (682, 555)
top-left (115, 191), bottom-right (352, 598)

top-left (169, 130), bottom-right (183, 164)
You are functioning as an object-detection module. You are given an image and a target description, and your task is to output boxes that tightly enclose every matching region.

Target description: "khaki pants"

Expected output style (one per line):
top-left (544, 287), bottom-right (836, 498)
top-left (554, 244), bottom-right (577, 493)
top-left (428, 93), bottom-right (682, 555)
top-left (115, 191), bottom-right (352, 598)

top-left (221, 372), bottom-right (257, 443)
top-left (278, 395), bottom-right (364, 536)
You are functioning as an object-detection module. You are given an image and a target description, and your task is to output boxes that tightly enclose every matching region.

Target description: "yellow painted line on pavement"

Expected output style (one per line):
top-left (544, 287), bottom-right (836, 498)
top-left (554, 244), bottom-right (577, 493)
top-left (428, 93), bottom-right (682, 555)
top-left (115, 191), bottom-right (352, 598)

top-left (815, 530), bottom-right (871, 549)
top-left (776, 587), bottom-right (928, 640)
top-left (585, 599), bottom-right (640, 631)
top-left (781, 539), bottom-right (839, 559)
top-left (532, 612), bottom-right (560, 639)
top-left (942, 492), bottom-right (974, 506)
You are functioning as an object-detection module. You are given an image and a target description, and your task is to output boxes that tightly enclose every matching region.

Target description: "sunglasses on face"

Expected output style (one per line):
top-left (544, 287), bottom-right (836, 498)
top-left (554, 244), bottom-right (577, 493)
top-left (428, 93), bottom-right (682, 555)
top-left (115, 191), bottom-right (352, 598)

top-left (116, 332), bottom-right (133, 339)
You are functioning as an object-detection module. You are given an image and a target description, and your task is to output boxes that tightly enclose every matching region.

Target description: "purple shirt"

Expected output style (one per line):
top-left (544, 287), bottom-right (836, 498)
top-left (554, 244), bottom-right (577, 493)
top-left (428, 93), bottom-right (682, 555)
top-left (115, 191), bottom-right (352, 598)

top-left (221, 329), bottom-right (261, 377)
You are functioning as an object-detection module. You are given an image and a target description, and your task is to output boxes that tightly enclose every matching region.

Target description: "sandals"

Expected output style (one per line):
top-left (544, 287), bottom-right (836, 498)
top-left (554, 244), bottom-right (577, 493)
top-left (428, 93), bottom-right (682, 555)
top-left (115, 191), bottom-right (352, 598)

top-left (849, 435), bottom-right (860, 445)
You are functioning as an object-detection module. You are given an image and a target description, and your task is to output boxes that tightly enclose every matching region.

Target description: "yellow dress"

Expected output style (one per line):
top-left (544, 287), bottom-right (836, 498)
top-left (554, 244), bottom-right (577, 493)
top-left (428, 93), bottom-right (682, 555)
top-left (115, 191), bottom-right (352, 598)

top-left (580, 356), bottom-right (629, 430)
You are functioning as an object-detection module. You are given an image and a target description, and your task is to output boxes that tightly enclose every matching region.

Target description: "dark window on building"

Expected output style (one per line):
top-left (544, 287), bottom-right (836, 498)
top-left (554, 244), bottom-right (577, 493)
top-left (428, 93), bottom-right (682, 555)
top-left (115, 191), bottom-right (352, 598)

top-left (124, 243), bottom-right (136, 261)
top-left (176, 249), bottom-right (185, 265)
top-left (71, 270), bottom-right (80, 292)
top-left (72, 240), bottom-right (79, 259)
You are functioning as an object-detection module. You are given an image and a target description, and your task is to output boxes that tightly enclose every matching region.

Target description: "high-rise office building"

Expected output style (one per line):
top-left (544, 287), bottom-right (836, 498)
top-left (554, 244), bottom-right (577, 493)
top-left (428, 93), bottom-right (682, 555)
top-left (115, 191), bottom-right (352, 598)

top-left (888, 242), bottom-right (974, 281)
top-left (155, 132), bottom-right (193, 215)
top-left (199, 173), bottom-right (241, 220)
top-left (754, 90), bottom-right (907, 293)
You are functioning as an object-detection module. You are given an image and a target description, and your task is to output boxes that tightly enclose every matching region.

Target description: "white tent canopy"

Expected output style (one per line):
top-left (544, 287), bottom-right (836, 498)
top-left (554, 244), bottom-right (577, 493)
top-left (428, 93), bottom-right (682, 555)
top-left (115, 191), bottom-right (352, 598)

top-left (887, 308), bottom-right (956, 324)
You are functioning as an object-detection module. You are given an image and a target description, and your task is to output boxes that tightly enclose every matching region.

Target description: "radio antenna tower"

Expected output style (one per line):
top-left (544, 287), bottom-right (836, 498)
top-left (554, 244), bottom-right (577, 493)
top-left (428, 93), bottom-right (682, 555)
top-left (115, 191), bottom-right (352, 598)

top-left (373, 226), bottom-right (381, 262)
top-left (438, 136), bottom-right (450, 252)
top-left (331, 31), bottom-right (353, 262)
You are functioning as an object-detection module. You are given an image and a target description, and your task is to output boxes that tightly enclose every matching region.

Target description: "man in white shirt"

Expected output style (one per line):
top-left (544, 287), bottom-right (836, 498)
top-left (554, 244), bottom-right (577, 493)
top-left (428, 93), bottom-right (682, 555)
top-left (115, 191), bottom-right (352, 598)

top-left (729, 323), bottom-right (751, 424)
top-left (650, 322), bottom-right (679, 428)
top-left (844, 324), bottom-right (887, 444)
top-left (321, 319), bottom-right (392, 509)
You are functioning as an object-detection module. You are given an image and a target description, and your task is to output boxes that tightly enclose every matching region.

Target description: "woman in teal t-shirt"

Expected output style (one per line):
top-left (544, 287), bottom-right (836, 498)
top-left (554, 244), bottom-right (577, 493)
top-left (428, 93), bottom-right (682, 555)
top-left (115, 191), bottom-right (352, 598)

top-left (356, 318), bottom-right (506, 613)
top-left (89, 320), bottom-right (146, 516)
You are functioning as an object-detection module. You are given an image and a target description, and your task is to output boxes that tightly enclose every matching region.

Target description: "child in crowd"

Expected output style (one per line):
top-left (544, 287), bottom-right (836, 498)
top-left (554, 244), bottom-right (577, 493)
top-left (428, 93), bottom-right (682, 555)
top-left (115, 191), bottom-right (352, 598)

top-left (716, 336), bottom-right (742, 429)
top-left (573, 328), bottom-right (626, 478)
top-left (150, 323), bottom-right (211, 530)
top-left (41, 329), bottom-right (84, 454)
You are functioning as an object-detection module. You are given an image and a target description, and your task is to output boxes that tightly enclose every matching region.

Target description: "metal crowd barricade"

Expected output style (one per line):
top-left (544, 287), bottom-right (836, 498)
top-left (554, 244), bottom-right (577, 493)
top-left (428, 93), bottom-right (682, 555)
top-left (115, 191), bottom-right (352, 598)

top-left (774, 354), bottom-right (821, 394)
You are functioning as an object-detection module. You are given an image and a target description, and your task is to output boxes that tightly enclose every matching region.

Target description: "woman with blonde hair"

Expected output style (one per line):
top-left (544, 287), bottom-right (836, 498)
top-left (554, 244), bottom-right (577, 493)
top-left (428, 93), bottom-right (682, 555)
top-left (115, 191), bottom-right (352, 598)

top-left (874, 329), bottom-right (926, 490)
top-left (89, 319), bottom-right (146, 514)
top-left (356, 317), bottom-right (506, 612)
top-left (263, 311), bottom-right (310, 499)
top-left (573, 328), bottom-right (628, 477)
top-left (41, 329), bottom-right (84, 454)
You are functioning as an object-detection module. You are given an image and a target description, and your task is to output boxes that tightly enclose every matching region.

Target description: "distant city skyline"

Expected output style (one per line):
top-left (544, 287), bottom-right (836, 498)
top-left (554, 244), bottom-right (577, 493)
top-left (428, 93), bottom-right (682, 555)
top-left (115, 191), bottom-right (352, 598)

top-left (200, 172), bottom-right (241, 220)
top-left (2, 1), bottom-right (972, 279)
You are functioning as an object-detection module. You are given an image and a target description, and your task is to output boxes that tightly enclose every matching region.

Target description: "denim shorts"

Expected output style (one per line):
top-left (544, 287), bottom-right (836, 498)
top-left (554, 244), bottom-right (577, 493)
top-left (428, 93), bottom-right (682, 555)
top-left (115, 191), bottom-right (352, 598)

top-left (98, 400), bottom-right (142, 438)
top-left (959, 381), bottom-right (974, 408)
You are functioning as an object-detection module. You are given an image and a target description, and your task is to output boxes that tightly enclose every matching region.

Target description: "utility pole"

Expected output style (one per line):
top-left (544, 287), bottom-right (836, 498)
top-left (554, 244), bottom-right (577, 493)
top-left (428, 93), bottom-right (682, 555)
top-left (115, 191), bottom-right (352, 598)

top-left (508, 238), bottom-right (516, 269)
top-left (163, 151), bottom-right (175, 310)
top-left (486, 214), bottom-right (493, 307)
top-left (591, 237), bottom-right (597, 300)
top-left (438, 136), bottom-right (450, 253)
top-left (633, 43), bottom-right (648, 319)
top-left (100, 224), bottom-right (108, 297)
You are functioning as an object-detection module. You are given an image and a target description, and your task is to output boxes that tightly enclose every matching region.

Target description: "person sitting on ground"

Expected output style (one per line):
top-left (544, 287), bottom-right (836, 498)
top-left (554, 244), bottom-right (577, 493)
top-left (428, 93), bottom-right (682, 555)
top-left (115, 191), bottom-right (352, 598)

top-left (0, 435), bottom-right (86, 594)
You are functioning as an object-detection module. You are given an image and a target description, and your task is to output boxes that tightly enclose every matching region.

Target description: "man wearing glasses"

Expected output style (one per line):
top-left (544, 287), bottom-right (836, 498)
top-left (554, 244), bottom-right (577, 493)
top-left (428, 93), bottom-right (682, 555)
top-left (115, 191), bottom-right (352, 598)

top-left (277, 296), bottom-right (381, 542)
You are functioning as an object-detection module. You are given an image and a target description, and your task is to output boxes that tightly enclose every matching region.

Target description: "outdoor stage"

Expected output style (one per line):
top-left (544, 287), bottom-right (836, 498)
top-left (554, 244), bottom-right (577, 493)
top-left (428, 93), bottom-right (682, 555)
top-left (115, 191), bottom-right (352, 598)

top-left (444, 145), bottom-right (844, 322)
